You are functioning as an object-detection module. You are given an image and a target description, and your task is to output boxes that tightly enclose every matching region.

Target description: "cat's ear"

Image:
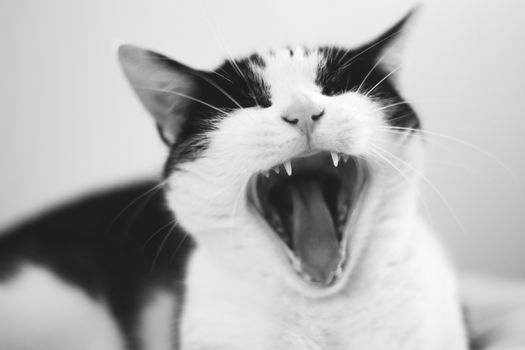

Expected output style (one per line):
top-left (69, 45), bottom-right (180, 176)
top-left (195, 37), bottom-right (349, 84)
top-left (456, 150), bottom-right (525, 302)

top-left (118, 45), bottom-right (199, 145)
top-left (361, 7), bottom-right (420, 68)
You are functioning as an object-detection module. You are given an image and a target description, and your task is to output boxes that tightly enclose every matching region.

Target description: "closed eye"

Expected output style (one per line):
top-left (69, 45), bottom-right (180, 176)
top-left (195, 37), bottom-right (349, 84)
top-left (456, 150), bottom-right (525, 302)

top-left (248, 92), bottom-right (272, 108)
top-left (256, 96), bottom-right (272, 108)
top-left (319, 70), bottom-right (355, 97)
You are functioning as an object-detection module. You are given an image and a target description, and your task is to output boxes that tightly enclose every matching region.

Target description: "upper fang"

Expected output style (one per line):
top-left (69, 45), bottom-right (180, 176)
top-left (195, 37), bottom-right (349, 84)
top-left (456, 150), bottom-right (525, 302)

top-left (284, 161), bottom-right (292, 176)
top-left (331, 152), bottom-right (340, 167)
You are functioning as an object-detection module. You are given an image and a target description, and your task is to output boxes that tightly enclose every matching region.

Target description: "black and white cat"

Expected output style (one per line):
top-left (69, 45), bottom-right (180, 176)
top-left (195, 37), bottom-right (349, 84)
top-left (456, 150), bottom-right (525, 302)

top-left (0, 11), bottom-right (469, 350)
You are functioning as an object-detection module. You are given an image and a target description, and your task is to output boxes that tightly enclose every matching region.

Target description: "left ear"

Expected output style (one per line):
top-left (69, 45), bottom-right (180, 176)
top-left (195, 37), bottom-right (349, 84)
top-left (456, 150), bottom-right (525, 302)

top-left (118, 45), bottom-right (201, 146)
top-left (361, 6), bottom-right (420, 68)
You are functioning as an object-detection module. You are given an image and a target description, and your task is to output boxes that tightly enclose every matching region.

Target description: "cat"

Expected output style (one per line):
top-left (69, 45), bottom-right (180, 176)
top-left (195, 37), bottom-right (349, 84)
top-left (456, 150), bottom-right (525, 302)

top-left (0, 10), bottom-right (469, 350)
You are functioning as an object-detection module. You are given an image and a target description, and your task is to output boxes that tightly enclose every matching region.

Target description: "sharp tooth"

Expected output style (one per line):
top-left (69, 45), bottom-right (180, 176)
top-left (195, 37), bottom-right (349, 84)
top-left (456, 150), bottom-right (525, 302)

top-left (284, 161), bottom-right (292, 176)
top-left (342, 154), bottom-right (350, 163)
top-left (263, 170), bottom-right (270, 178)
top-left (331, 152), bottom-right (340, 167)
top-left (272, 166), bottom-right (280, 174)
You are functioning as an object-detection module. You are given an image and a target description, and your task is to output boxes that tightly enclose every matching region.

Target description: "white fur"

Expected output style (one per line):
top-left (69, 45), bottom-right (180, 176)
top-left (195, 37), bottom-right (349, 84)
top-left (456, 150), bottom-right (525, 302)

top-left (0, 265), bottom-right (124, 350)
top-left (166, 48), bottom-right (468, 349)
top-left (139, 290), bottom-right (177, 350)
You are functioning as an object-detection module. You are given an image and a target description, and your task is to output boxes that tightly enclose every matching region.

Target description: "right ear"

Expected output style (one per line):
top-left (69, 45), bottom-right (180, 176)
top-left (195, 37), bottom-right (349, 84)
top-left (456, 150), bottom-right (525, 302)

top-left (118, 45), bottom-right (198, 145)
top-left (350, 7), bottom-right (420, 74)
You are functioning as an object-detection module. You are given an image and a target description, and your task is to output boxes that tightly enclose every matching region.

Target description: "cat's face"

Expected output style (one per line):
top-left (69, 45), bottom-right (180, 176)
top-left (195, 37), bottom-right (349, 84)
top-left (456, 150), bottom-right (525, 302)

top-left (119, 12), bottom-right (422, 296)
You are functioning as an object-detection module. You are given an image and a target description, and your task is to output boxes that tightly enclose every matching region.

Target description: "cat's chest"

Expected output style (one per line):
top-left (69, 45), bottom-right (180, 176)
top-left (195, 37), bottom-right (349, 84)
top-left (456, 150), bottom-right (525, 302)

top-left (178, 249), bottom-right (436, 350)
top-left (267, 294), bottom-right (427, 350)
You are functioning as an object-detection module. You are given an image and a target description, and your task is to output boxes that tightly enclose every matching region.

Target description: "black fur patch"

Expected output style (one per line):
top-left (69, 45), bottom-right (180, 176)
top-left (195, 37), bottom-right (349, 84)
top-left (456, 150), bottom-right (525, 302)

top-left (165, 55), bottom-right (271, 173)
top-left (0, 181), bottom-right (193, 350)
top-left (316, 46), bottom-right (419, 129)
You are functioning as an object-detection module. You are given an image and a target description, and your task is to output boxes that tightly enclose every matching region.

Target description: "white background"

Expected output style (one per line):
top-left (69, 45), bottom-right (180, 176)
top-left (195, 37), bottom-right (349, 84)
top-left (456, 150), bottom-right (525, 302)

top-left (0, 0), bottom-right (524, 279)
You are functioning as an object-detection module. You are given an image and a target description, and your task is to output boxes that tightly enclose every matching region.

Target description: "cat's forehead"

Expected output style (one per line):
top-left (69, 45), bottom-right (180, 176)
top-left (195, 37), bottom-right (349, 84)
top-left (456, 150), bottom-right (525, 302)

top-left (258, 47), bottom-right (323, 90)
top-left (219, 47), bottom-right (322, 75)
top-left (216, 47), bottom-right (326, 97)
top-left (205, 46), bottom-right (333, 112)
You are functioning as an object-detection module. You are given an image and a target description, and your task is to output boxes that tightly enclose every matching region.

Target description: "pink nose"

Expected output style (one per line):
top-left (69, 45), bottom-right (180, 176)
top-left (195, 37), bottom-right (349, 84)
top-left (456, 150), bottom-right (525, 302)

top-left (281, 96), bottom-right (324, 134)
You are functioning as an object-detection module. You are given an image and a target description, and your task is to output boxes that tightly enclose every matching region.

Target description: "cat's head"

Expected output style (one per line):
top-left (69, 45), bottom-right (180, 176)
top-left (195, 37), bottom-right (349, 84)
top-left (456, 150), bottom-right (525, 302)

top-left (119, 10), bottom-right (422, 296)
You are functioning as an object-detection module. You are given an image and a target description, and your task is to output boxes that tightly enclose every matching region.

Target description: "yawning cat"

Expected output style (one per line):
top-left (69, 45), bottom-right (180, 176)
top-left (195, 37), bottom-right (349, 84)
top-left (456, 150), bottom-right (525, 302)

top-left (0, 11), bottom-right (468, 350)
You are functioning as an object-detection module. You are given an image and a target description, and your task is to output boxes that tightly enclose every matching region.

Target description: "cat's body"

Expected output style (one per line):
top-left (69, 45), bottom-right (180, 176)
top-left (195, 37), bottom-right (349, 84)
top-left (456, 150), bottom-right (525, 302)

top-left (0, 183), bottom-right (466, 350)
top-left (0, 11), bottom-right (470, 350)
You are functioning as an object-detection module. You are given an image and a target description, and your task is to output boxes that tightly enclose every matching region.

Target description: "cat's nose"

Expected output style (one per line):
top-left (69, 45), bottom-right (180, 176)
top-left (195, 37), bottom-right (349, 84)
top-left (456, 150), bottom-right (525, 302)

top-left (281, 97), bottom-right (324, 134)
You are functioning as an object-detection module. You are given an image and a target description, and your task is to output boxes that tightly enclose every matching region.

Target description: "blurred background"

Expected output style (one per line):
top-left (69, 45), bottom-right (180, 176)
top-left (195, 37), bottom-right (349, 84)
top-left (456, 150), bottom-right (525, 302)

top-left (0, 0), bottom-right (523, 279)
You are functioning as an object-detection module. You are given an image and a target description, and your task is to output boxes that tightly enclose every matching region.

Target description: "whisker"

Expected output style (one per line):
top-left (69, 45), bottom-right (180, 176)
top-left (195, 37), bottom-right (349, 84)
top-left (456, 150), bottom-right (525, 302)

top-left (426, 159), bottom-right (483, 177)
top-left (371, 101), bottom-right (412, 114)
top-left (368, 96), bottom-right (456, 115)
top-left (190, 71), bottom-right (244, 110)
top-left (340, 27), bottom-right (406, 71)
top-left (385, 112), bottom-right (417, 124)
top-left (378, 128), bottom-right (477, 174)
top-left (212, 69), bottom-right (234, 83)
top-left (228, 58), bottom-right (249, 85)
top-left (132, 85), bottom-right (233, 118)
top-left (150, 222), bottom-right (177, 274)
top-left (141, 218), bottom-right (178, 250)
top-left (170, 231), bottom-right (189, 263)
top-left (196, 0), bottom-right (249, 84)
top-left (367, 144), bottom-right (435, 226)
top-left (364, 66), bottom-right (401, 98)
top-left (111, 180), bottom-right (168, 237)
top-left (368, 144), bottom-right (413, 182)
top-left (356, 52), bottom-right (389, 94)
top-left (370, 143), bottom-right (468, 236)
top-left (379, 126), bottom-right (523, 188)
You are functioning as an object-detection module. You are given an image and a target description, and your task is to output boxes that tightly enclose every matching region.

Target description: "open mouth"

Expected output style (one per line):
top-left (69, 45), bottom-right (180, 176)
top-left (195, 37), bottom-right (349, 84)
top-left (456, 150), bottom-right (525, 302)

top-left (248, 151), bottom-right (368, 288)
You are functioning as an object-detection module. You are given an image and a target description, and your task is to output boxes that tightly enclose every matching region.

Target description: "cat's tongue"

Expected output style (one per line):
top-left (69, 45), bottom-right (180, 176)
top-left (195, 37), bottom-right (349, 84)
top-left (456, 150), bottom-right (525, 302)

top-left (288, 178), bottom-right (341, 284)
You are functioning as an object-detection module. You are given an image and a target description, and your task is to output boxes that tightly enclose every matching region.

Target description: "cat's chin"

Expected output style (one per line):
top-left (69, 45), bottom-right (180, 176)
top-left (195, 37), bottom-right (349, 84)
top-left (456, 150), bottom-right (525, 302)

top-left (248, 150), bottom-right (368, 289)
